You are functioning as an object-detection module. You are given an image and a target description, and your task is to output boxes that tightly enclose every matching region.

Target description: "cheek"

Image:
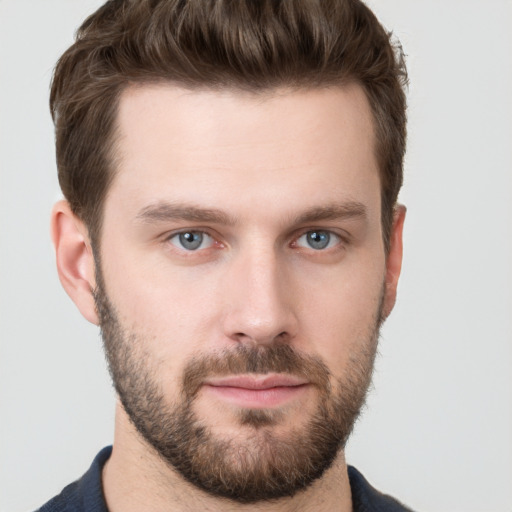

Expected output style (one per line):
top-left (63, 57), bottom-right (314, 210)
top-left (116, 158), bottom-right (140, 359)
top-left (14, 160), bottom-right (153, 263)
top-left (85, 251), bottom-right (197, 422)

top-left (102, 234), bottom-right (218, 328)
top-left (295, 258), bottom-right (384, 375)
top-left (99, 249), bottom-right (220, 382)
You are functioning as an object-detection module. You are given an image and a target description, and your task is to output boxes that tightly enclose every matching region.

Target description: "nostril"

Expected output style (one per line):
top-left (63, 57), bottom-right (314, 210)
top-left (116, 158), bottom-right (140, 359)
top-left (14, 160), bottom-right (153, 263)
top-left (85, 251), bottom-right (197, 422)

top-left (230, 330), bottom-right (292, 346)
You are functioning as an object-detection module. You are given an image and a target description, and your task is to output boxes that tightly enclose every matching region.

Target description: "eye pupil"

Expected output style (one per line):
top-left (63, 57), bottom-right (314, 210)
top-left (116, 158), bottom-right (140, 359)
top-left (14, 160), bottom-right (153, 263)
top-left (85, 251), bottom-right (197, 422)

top-left (179, 231), bottom-right (203, 250)
top-left (307, 231), bottom-right (330, 250)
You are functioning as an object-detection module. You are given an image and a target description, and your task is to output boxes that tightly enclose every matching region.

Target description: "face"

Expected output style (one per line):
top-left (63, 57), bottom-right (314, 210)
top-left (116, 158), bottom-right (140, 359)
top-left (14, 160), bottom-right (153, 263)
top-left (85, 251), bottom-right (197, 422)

top-left (93, 84), bottom-right (397, 503)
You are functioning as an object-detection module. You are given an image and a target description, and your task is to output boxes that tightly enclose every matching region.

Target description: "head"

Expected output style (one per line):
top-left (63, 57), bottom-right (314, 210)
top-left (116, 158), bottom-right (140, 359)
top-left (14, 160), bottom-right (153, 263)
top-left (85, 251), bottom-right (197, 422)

top-left (50, 0), bottom-right (407, 505)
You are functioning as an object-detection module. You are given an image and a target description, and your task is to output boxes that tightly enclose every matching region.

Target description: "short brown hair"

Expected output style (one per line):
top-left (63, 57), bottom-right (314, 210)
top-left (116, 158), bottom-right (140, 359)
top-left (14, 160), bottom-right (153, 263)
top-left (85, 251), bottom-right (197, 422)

top-left (50, 0), bottom-right (407, 250)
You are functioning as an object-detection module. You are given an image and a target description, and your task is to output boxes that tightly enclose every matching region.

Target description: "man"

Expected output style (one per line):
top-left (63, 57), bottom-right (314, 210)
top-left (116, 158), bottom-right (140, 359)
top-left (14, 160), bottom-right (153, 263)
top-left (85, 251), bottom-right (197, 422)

top-left (40, 0), bottom-right (412, 510)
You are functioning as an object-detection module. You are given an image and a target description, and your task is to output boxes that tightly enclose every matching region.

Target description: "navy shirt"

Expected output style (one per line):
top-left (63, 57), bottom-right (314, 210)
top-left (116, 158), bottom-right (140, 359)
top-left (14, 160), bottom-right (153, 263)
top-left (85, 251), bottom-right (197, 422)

top-left (37, 446), bottom-right (413, 511)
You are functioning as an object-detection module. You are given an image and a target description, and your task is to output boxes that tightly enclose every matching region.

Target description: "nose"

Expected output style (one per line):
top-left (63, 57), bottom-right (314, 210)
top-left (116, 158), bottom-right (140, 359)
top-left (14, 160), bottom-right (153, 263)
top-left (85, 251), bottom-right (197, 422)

top-left (222, 247), bottom-right (298, 347)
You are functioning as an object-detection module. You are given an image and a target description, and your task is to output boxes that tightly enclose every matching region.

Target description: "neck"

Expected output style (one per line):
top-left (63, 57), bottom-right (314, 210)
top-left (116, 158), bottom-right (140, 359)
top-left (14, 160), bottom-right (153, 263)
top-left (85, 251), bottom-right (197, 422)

top-left (102, 403), bottom-right (353, 512)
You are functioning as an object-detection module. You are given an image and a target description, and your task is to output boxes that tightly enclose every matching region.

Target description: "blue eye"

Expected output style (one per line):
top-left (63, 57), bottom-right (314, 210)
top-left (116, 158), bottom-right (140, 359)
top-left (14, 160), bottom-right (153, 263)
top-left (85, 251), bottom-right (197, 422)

top-left (296, 230), bottom-right (339, 250)
top-left (169, 231), bottom-right (214, 251)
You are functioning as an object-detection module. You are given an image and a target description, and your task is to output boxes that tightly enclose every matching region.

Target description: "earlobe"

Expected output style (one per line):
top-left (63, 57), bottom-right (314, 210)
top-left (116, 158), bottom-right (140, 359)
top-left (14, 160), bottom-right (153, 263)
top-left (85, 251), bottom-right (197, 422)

top-left (51, 200), bottom-right (99, 325)
top-left (382, 204), bottom-right (406, 320)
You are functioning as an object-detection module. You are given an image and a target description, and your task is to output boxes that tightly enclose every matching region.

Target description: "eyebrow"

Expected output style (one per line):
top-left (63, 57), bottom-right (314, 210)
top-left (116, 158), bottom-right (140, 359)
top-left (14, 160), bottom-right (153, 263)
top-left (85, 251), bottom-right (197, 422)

top-left (135, 200), bottom-right (367, 226)
top-left (292, 202), bottom-right (367, 225)
top-left (136, 202), bottom-right (237, 225)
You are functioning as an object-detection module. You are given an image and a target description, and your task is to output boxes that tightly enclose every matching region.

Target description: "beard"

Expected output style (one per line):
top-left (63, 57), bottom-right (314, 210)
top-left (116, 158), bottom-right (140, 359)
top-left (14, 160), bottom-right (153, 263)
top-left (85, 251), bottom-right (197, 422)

top-left (94, 270), bottom-right (382, 504)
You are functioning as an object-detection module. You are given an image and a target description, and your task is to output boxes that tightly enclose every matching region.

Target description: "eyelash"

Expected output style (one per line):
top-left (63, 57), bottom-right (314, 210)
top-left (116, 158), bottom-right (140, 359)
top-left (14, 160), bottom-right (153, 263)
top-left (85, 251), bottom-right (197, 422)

top-left (292, 230), bottom-right (343, 251)
top-left (164, 228), bottom-right (348, 255)
top-left (166, 230), bottom-right (219, 252)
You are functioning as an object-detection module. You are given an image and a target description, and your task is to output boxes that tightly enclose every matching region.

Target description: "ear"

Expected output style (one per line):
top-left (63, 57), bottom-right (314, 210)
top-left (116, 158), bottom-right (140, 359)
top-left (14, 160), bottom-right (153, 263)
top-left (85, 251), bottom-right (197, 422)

top-left (51, 200), bottom-right (99, 325)
top-left (382, 204), bottom-right (406, 320)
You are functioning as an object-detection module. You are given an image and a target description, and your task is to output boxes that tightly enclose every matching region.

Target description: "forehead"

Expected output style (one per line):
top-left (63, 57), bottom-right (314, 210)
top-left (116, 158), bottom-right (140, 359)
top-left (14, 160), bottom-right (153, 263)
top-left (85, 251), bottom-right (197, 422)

top-left (116, 83), bottom-right (376, 159)
top-left (109, 83), bottom-right (380, 222)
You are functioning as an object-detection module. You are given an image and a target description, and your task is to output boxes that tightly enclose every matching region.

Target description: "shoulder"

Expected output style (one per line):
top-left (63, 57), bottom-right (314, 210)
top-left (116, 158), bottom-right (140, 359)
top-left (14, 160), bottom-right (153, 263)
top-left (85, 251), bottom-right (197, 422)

top-left (36, 480), bottom-right (81, 512)
top-left (348, 466), bottom-right (415, 512)
top-left (35, 447), bottom-right (112, 512)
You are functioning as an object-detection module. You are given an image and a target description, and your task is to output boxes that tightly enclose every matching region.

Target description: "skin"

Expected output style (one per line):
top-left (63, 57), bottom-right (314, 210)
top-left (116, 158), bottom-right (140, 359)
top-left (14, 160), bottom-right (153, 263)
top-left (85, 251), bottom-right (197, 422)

top-left (51, 83), bottom-right (405, 511)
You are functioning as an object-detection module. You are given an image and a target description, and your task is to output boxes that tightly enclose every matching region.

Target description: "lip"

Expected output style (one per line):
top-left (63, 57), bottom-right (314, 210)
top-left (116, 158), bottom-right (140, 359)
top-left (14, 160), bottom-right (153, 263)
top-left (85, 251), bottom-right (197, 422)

top-left (204, 374), bottom-right (309, 389)
top-left (202, 374), bottom-right (310, 408)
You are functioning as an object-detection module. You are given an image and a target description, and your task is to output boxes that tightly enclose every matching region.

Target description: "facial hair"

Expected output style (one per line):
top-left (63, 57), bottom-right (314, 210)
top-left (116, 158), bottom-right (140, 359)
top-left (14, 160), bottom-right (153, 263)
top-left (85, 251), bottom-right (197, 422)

top-left (94, 269), bottom-right (382, 504)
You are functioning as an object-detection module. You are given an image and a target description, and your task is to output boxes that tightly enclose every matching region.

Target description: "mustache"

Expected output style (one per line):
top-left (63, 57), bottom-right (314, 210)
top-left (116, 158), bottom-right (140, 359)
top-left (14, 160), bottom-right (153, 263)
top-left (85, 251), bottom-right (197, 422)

top-left (182, 344), bottom-right (331, 400)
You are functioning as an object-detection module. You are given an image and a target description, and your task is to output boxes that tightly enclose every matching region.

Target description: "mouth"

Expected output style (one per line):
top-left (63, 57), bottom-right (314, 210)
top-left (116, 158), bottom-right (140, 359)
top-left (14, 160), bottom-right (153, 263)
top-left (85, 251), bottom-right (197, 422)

top-left (202, 374), bottom-right (310, 409)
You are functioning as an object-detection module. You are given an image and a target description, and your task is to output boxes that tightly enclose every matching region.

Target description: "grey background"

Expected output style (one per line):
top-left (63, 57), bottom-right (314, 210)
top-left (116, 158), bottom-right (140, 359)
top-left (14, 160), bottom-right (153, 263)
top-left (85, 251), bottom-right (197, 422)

top-left (1, 1), bottom-right (511, 510)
